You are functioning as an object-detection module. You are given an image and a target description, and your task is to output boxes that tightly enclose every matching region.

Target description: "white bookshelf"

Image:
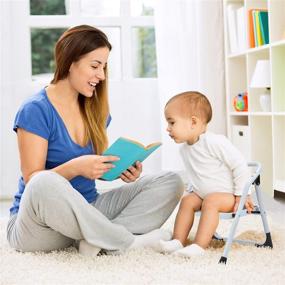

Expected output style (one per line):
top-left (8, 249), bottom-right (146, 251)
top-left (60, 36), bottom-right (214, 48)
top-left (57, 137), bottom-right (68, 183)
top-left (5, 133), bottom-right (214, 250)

top-left (223, 0), bottom-right (285, 197)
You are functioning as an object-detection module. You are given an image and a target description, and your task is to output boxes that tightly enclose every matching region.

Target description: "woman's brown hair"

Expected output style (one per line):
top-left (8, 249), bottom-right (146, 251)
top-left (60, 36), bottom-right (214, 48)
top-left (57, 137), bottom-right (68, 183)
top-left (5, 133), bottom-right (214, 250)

top-left (51, 25), bottom-right (112, 154)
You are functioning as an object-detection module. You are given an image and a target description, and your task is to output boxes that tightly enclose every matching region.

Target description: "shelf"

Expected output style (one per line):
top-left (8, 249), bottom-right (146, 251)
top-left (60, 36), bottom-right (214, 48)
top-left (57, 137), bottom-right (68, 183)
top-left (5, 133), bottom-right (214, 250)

top-left (224, 0), bottom-right (285, 196)
top-left (249, 112), bottom-right (272, 116)
top-left (229, 112), bottom-right (249, 116)
top-left (271, 39), bottom-right (285, 48)
top-left (228, 51), bottom-right (247, 59)
top-left (230, 112), bottom-right (285, 116)
top-left (227, 44), bottom-right (270, 58)
top-left (273, 112), bottom-right (285, 116)
top-left (247, 44), bottom-right (270, 54)
top-left (227, 40), bottom-right (285, 59)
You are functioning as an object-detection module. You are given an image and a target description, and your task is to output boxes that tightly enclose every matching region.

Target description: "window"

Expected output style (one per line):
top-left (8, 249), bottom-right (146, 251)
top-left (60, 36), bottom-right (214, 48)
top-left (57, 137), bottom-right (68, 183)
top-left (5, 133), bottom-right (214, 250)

top-left (31, 28), bottom-right (66, 75)
top-left (132, 27), bottom-right (157, 78)
top-left (130, 0), bottom-right (155, 16)
top-left (30, 0), bottom-right (66, 15)
top-left (80, 0), bottom-right (120, 16)
top-left (29, 0), bottom-right (157, 80)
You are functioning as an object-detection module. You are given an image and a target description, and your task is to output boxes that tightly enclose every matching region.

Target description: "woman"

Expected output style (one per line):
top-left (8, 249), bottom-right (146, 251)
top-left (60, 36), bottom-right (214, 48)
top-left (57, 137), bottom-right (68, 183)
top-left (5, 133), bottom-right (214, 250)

top-left (7, 25), bottom-right (183, 255)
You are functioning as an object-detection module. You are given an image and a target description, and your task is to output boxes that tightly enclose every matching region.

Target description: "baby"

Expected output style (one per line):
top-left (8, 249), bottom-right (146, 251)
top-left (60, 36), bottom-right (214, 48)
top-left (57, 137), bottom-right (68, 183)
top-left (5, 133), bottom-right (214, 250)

top-left (160, 91), bottom-right (254, 257)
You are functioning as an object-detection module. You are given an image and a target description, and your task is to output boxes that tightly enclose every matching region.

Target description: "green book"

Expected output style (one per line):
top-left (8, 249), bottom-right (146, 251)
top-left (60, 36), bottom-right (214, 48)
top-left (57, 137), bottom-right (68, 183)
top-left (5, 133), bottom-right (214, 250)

top-left (259, 11), bottom-right (269, 44)
top-left (252, 11), bottom-right (258, 47)
top-left (101, 137), bottom-right (162, 181)
top-left (256, 11), bottom-right (264, 46)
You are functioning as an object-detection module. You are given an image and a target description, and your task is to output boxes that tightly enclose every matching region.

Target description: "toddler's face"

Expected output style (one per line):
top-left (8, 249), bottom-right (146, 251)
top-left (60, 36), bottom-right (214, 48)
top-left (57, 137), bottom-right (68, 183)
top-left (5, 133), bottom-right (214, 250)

top-left (164, 101), bottom-right (194, 144)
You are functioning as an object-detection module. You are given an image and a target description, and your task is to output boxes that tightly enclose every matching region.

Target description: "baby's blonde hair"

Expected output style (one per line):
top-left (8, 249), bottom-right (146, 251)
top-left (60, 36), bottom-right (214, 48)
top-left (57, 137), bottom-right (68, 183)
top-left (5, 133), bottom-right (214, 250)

top-left (166, 91), bottom-right (212, 123)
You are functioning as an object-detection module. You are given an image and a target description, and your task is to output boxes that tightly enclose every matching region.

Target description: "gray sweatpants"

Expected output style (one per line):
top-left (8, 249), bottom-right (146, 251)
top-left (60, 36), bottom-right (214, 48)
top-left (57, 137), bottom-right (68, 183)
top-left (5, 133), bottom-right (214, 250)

top-left (7, 171), bottom-right (183, 252)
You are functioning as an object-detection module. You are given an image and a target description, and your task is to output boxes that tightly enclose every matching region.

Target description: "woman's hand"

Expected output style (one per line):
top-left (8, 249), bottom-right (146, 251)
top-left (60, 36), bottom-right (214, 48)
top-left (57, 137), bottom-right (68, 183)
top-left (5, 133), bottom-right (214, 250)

top-left (120, 161), bottom-right (142, 183)
top-left (72, 155), bottom-right (119, 180)
top-left (233, 195), bottom-right (255, 213)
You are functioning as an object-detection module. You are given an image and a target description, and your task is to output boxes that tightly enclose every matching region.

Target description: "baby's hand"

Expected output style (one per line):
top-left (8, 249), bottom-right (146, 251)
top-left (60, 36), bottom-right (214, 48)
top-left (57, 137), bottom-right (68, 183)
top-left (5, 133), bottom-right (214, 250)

top-left (233, 195), bottom-right (254, 213)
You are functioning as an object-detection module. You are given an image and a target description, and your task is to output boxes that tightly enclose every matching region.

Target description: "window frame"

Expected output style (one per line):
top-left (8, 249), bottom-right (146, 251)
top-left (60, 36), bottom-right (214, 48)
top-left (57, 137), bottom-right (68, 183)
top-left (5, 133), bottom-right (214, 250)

top-left (29, 0), bottom-right (156, 82)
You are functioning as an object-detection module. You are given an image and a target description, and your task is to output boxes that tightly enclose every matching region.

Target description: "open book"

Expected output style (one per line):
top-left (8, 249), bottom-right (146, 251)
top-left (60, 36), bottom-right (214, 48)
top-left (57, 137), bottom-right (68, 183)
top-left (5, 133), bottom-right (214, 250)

top-left (101, 137), bottom-right (162, 181)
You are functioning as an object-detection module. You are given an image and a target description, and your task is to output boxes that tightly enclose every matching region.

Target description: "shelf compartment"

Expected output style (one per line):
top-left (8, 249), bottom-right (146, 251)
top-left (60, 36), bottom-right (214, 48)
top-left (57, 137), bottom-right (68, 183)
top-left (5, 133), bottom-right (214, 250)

top-left (228, 115), bottom-right (248, 138)
top-left (249, 115), bottom-right (273, 195)
top-left (227, 56), bottom-right (247, 112)
top-left (271, 44), bottom-right (285, 112)
top-left (273, 116), bottom-right (285, 192)
top-left (229, 114), bottom-right (248, 125)
top-left (231, 124), bottom-right (251, 161)
top-left (268, 0), bottom-right (285, 42)
top-left (247, 49), bottom-right (270, 112)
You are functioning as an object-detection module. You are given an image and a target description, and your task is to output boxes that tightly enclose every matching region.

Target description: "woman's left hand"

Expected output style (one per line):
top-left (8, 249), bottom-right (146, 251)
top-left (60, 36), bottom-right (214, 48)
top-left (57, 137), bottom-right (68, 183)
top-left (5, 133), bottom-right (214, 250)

top-left (120, 161), bottom-right (142, 183)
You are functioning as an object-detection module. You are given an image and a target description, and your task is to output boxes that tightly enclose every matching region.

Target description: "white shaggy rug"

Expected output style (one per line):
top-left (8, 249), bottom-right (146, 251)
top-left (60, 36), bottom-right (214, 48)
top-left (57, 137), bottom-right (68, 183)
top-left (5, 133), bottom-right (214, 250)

top-left (1, 209), bottom-right (285, 285)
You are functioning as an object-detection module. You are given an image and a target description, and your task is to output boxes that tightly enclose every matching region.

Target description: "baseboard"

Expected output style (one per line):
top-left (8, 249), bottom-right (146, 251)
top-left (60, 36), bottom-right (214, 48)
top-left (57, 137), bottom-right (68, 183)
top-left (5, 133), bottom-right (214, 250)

top-left (274, 190), bottom-right (285, 200)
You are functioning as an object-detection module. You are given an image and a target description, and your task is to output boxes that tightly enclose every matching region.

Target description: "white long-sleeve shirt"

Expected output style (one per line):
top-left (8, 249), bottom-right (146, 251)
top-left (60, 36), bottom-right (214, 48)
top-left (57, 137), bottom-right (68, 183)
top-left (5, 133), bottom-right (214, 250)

top-left (180, 132), bottom-right (250, 198)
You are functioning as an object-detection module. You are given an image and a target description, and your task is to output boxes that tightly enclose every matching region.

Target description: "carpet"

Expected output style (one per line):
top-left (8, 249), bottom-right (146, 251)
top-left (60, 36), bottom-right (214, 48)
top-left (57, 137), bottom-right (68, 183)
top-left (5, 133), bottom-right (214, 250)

top-left (1, 209), bottom-right (284, 285)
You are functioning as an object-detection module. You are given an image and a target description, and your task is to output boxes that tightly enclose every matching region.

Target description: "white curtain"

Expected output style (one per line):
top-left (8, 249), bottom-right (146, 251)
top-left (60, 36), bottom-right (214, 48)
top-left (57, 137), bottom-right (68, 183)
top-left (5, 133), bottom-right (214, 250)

top-left (155, 0), bottom-right (226, 171)
top-left (0, 0), bottom-right (31, 199)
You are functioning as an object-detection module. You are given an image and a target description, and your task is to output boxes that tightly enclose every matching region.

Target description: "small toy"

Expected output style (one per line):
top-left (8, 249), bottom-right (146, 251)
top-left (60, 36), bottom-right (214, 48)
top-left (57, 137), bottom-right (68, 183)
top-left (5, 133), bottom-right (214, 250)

top-left (233, 92), bottom-right (248, 111)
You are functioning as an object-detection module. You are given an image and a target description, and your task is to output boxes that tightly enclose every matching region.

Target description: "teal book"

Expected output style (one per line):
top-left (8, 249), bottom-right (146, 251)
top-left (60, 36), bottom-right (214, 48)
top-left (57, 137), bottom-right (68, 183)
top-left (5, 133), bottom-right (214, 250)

top-left (259, 11), bottom-right (269, 44)
top-left (101, 137), bottom-right (162, 181)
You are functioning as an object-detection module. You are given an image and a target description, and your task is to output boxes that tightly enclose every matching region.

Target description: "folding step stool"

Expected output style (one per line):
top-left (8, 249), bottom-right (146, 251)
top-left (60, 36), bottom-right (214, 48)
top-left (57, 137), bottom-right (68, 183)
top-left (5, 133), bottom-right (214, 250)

top-left (216, 162), bottom-right (273, 264)
top-left (196, 162), bottom-right (273, 264)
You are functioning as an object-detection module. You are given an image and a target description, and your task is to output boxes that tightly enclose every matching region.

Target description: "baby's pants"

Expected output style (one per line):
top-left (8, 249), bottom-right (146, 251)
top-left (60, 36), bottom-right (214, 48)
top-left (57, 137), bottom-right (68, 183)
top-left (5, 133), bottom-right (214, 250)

top-left (6, 171), bottom-right (183, 252)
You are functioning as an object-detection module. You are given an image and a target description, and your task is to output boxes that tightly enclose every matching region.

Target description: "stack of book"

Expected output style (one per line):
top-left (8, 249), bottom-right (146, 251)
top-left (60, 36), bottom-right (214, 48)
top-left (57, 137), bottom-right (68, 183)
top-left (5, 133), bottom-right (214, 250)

top-left (227, 4), bottom-right (247, 53)
top-left (248, 9), bottom-right (269, 48)
top-left (227, 5), bottom-right (269, 53)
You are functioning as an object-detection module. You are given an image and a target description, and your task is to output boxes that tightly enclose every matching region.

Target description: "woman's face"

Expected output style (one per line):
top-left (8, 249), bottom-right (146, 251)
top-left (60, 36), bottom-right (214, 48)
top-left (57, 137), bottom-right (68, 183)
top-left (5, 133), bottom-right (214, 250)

top-left (68, 46), bottom-right (110, 97)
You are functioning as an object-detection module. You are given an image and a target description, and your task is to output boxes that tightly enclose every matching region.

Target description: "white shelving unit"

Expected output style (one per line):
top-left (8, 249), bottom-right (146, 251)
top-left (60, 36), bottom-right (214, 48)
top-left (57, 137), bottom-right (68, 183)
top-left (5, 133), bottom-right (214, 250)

top-left (223, 0), bottom-right (285, 197)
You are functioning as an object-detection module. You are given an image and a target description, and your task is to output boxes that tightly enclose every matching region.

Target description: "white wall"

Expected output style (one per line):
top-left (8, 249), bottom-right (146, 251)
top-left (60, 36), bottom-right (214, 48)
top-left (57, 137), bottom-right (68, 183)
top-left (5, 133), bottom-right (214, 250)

top-left (108, 79), bottom-right (161, 172)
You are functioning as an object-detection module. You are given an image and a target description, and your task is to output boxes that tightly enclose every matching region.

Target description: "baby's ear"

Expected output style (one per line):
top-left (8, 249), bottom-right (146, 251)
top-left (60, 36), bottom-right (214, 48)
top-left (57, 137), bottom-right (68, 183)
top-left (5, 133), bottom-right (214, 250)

top-left (191, 116), bottom-right (198, 127)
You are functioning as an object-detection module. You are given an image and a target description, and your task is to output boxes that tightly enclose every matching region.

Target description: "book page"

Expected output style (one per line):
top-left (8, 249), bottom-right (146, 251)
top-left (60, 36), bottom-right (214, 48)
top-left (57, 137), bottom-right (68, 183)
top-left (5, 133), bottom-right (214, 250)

top-left (122, 137), bottom-right (161, 150)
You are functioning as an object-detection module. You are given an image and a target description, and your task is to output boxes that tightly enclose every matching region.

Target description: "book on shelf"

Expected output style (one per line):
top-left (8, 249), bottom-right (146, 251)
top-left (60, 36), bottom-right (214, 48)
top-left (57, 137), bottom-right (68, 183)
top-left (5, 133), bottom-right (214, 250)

top-left (248, 9), bottom-right (255, 48)
top-left (227, 4), bottom-right (247, 53)
top-left (252, 10), bottom-right (258, 46)
top-left (227, 4), bottom-right (240, 53)
top-left (248, 9), bottom-right (269, 48)
top-left (101, 137), bottom-right (161, 181)
top-left (237, 6), bottom-right (247, 51)
top-left (227, 5), bottom-right (269, 52)
top-left (259, 11), bottom-right (269, 45)
top-left (255, 11), bottom-right (264, 46)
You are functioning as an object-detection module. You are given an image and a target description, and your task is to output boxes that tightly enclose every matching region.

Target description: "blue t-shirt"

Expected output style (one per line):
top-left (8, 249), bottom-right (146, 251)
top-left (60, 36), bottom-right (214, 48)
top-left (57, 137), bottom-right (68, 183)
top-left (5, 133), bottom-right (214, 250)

top-left (10, 88), bottom-right (110, 215)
